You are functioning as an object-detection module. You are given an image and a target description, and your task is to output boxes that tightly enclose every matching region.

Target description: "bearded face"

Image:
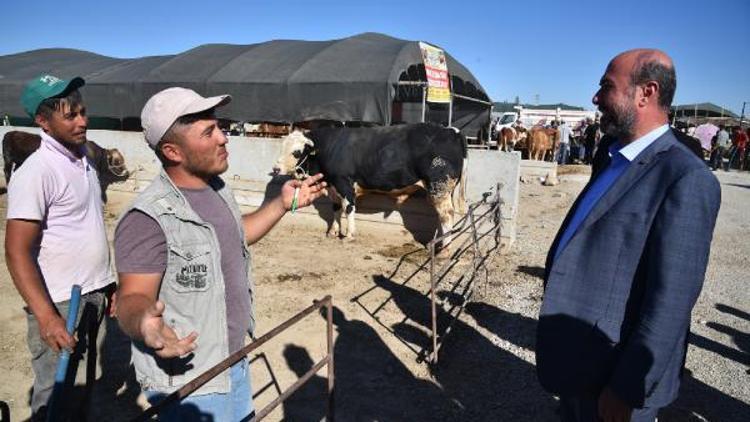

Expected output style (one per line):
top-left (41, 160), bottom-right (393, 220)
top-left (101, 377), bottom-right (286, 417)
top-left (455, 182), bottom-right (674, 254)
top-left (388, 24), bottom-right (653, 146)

top-left (594, 60), bottom-right (639, 141)
top-left (599, 91), bottom-right (637, 140)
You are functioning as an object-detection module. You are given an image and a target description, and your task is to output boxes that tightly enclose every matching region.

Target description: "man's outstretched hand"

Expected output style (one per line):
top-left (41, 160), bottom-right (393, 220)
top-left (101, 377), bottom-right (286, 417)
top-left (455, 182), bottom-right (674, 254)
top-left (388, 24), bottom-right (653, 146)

top-left (140, 300), bottom-right (198, 358)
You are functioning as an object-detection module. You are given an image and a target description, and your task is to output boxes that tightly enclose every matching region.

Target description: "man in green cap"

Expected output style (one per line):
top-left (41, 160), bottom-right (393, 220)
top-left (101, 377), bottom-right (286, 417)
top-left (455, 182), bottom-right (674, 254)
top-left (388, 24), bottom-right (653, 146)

top-left (6, 74), bottom-right (116, 421)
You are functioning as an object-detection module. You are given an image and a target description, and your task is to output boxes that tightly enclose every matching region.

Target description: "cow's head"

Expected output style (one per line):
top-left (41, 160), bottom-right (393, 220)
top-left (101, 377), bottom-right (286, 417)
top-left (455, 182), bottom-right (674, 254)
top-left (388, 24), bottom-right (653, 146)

top-left (273, 131), bottom-right (315, 179)
top-left (105, 148), bottom-right (129, 179)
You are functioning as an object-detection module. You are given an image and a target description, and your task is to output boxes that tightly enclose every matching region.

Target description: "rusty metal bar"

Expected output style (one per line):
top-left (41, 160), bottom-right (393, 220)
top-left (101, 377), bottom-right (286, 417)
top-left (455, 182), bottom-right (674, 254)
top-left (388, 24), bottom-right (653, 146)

top-left (350, 186), bottom-right (503, 366)
top-left (427, 187), bottom-right (503, 364)
top-left (467, 206), bottom-right (490, 295)
top-left (134, 295), bottom-right (334, 422)
top-left (430, 233), bottom-right (439, 364)
top-left (251, 353), bottom-right (283, 397)
top-left (427, 201), bottom-right (499, 294)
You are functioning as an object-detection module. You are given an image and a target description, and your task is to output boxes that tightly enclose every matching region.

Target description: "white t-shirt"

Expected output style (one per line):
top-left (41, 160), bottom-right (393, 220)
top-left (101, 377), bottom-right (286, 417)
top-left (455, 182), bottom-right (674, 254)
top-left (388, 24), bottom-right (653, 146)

top-left (6, 131), bottom-right (114, 302)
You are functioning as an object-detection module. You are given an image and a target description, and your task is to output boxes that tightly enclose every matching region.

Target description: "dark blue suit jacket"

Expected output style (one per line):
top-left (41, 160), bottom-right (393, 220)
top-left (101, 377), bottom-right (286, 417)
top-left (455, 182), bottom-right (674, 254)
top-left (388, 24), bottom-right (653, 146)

top-left (536, 129), bottom-right (721, 408)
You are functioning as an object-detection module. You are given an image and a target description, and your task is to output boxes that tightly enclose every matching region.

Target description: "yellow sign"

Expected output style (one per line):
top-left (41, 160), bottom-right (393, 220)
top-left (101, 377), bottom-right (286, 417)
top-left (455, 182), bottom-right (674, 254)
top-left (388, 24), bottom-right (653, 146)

top-left (419, 42), bottom-right (451, 103)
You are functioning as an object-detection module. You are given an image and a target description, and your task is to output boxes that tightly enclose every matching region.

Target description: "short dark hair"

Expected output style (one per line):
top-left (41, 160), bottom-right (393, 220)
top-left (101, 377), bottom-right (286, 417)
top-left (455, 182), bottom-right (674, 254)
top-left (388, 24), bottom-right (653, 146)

top-left (36, 90), bottom-right (84, 119)
top-left (630, 56), bottom-right (676, 113)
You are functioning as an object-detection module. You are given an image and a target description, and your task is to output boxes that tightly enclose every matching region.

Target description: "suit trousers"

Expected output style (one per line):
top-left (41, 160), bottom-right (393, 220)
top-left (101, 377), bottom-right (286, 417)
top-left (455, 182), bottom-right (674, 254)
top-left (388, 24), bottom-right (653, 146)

top-left (559, 393), bottom-right (659, 422)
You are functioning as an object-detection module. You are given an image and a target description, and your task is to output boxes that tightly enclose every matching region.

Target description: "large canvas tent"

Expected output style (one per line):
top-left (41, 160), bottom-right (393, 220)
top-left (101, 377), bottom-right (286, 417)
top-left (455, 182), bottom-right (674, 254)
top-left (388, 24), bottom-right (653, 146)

top-left (0, 32), bottom-right (491, 137)
top-left (671, 103), bottom-right (739, 119)
top-left (670, 102), bottom-right (743, 128)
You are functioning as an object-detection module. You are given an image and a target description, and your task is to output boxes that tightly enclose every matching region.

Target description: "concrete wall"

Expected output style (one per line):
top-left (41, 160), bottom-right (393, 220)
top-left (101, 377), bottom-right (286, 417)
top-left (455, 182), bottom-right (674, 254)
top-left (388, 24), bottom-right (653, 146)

top-left (466, 150), bottom-right (520, 249)
top-left (1, 126), bottom-right (520, 249)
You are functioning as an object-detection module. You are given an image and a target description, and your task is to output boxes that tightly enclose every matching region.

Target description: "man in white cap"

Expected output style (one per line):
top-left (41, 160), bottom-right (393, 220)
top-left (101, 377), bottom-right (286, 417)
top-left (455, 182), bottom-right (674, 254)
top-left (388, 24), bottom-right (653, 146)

top-left (6, 74), bottom-right (116, 421)
top-left (114, 87), bottom-right (326, 420)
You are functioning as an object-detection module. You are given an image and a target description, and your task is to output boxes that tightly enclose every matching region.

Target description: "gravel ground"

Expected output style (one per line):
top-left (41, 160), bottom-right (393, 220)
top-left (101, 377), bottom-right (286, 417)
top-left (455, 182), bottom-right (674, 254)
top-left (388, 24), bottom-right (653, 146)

top-left (478, 168), bottom-right (750, 422)
top-left (0, 166), bottom-right (748, 421)
top-left (662, 170), bottom-right (750, 421)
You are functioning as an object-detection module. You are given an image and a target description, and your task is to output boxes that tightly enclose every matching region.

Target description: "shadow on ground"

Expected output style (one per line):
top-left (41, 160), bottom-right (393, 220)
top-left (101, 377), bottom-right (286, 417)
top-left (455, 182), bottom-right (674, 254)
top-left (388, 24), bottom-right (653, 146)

top-left (517, 265), bottom-right (546, 280)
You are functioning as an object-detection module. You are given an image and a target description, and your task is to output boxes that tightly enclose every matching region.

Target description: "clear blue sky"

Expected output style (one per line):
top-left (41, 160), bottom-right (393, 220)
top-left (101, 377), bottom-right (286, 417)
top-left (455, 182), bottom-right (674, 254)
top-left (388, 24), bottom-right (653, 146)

top-left (3, 0), bottom-right (749, 114)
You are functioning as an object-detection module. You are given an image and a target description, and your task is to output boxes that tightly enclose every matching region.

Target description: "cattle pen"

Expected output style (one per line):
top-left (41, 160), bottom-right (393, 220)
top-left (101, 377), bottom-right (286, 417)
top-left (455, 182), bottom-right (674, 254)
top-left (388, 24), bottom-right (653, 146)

top-left (352, 184), bottom-right (504, 365)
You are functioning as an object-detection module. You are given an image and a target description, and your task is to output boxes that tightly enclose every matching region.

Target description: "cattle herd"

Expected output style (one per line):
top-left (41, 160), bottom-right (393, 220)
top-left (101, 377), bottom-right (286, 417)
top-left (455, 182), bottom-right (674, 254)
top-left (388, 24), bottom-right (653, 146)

top-left (495, 124), bottom-right (562, 161)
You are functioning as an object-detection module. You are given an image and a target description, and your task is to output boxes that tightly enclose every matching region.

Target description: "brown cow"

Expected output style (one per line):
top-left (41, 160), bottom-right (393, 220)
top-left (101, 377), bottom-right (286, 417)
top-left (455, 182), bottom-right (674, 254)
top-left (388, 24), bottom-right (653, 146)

top-left (499, 127), bottom-right (516, 152)
top-left (527, 127), bottom-right (559, 161)
top-left (514, 125), bottom-right (529, 150)
top-left (2, 130), bottom-right (129, 202)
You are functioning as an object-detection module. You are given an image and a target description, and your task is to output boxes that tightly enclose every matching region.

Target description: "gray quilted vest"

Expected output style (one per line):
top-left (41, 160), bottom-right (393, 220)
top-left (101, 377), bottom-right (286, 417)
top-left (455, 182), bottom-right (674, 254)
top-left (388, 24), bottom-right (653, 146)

top-left (118, 170), bottom-right (254, 394)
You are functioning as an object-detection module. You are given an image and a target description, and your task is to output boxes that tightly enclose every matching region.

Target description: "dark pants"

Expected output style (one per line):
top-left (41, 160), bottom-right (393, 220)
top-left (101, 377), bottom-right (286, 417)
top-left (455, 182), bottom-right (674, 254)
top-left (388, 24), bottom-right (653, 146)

top-left (26, 284), bottom-right (114, 422)
top-left (584, 143), bottom-right (595, 164)
top-left (711, 146), bottom-right (729, 170)
top-left (559, 393), bottom-right (659, 422)
top-left (727, 146), bottom-right (746, 170)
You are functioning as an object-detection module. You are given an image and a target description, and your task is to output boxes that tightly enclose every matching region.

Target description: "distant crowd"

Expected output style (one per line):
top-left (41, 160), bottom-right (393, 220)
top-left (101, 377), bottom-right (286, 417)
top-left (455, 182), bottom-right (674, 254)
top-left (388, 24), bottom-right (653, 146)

top-left (491, 116), bottom-right (602, 164)
top-left (492, 116), bottom-right (749, 172)
top-left (691, 124), bottom-right (749, 172)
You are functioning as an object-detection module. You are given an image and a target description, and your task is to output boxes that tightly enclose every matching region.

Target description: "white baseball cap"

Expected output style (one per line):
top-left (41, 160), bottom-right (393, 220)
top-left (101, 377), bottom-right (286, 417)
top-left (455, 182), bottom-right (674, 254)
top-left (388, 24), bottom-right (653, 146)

top-left (141, 87), bottom-right (231, 148)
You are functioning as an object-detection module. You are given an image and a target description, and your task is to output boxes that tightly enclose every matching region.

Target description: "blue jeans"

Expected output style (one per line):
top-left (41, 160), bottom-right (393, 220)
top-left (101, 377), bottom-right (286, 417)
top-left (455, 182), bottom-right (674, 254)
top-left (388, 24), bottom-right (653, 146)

top-left (145, 358), bottom-right (254, 422)
top-left (557, 143), bottom-right (570, 164)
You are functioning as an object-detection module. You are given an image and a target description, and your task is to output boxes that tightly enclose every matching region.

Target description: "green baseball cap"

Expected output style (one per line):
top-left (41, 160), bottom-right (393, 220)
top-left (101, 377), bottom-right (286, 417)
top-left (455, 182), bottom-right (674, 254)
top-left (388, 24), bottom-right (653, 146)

top-left (20, 74), bottom-right (85, 117)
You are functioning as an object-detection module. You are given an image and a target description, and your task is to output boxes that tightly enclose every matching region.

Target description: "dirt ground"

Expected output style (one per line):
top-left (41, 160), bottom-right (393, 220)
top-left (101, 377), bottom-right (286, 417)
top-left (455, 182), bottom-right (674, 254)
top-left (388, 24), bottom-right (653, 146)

top-left (0, 167), bottom-right (748, 421)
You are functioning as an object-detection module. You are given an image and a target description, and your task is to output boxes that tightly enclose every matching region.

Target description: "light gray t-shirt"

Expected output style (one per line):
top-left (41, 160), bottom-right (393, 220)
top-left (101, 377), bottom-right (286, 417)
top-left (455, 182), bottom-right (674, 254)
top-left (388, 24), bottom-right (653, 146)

top-left (716, 130), bottom-right (730, 148)
top-left (115, 186), bottom-right (251, 353)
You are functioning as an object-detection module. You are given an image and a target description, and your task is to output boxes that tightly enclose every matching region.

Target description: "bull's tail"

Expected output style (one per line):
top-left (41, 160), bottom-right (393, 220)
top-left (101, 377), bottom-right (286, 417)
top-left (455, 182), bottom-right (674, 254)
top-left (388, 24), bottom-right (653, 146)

top-left (453, 131), bottom-right (468, 214)
top-left (454, 160), bottom-right (468, 214)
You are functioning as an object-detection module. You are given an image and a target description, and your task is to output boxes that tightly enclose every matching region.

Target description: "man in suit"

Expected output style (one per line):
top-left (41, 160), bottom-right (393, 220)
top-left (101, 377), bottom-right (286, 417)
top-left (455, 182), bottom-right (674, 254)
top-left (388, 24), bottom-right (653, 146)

top-left (536, 49), bottom-right (721, 422)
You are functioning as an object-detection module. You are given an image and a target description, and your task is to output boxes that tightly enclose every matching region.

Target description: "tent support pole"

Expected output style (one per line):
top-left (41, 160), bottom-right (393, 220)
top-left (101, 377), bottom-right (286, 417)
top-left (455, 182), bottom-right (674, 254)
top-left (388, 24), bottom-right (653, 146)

top-left (448, 95), bottom-right (453, 126)
top-left (421, 86), bottom-right (427, 123)
top-left (452, 93), bottom-right (492, 106)
top-left (487, 104), bottom-right (494, 148)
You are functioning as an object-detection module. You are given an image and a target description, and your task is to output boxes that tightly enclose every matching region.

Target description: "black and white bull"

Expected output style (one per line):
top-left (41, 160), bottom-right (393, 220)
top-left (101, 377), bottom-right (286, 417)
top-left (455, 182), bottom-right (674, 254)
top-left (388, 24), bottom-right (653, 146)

top-left (2, 130), bottom-right (130, 202)
top-left (273, 123), bottom-right (467, 248)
